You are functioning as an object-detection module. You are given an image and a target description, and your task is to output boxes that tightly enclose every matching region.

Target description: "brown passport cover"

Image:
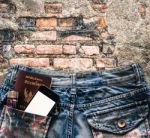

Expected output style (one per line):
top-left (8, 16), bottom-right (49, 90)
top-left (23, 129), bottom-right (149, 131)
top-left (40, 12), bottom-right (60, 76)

top-left (14, 70), bottom-right (52, 110)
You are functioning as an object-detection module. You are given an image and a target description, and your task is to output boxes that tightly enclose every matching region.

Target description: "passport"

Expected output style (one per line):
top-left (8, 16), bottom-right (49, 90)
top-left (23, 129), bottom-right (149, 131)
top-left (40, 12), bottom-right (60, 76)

top-left (14, 70), bottom-right (52, 110)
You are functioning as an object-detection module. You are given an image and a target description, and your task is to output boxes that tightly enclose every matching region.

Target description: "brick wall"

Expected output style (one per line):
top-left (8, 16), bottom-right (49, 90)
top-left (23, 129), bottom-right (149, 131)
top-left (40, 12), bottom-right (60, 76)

top-left (0, 0), bottom-right (150, 84)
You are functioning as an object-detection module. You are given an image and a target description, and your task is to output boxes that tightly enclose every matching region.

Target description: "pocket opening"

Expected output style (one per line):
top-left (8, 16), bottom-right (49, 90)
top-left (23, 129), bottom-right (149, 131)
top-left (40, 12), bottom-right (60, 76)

top-left (0, 106), bottom-right (51, 138)
top-left (85, 101), bottom-right (149, 135)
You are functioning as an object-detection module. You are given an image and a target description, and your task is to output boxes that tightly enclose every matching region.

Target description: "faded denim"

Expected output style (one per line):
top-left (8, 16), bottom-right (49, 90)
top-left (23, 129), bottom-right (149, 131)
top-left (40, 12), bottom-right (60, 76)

top-left (0, 63), bottom-right (150, 138)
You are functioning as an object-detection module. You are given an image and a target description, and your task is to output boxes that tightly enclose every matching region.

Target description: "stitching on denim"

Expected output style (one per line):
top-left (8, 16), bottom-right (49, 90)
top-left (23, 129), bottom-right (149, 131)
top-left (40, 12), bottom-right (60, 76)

top-left (85, 100), bottom-right (148, 116)
top-left (106, 74), bottom-right (136, 84)
top-left (8, 63), bottom-right (137, 80)
top-left (137, 64), bottom-right (147, 84)
top-left (0, 85), bottom-right (10, 103)
top-left (77, 87), bottom-right (147, 108)
top-left (67, 112), bottom-right (73, 138)
top-left (4, 64), bottom-right (141, 88)
top-left (144, 118), bottom-right (150, 137)
top-left (58, 87), bottom-right (147, 109)
top-left (132, 63), bottom-right (141, 83)
top-left (76, 63), bottom-right (134, 75)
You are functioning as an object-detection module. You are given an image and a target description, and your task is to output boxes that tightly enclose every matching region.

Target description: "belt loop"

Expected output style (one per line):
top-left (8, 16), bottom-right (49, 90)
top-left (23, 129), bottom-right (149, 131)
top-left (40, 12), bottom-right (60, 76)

top-left (71, 73), bottom-right (76, 88)
top-left (10, 64), bottom-right (19, 84)
top-left (71, 73), bottom-right (76, 95)
top-left (131, 63), bottom-right (141, 83)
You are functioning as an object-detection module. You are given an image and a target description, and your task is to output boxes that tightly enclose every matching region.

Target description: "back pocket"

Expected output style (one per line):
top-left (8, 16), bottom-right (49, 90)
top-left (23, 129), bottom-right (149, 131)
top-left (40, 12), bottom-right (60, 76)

top-left (85, 100), bottom-right (149, 137)
top-left (0, 105), bottom-right (51, 138)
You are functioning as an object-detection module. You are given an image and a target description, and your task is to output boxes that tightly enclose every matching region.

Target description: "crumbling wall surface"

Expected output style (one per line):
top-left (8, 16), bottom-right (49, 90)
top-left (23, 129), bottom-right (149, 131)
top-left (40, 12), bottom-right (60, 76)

top-left (0, 0), bottom-right (150, 84)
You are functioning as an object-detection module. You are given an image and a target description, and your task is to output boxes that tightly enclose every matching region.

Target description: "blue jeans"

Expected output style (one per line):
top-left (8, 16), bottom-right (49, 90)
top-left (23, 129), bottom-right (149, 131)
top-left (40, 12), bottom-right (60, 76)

top-left (0, 63), bottom-right (149, 138)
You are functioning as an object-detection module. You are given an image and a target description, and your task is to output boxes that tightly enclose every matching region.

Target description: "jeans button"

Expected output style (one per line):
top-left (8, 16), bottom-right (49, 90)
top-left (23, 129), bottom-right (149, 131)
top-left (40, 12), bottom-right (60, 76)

top-left (118, 119), bottom-right (126, 128)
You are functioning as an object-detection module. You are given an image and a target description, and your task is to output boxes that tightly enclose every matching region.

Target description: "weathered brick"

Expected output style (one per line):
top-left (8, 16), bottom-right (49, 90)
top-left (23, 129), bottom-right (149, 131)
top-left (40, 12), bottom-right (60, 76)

top-left (64, 35), bottom-right (92, 41)
top-left (92, 4), bottom-right (107, 13)
top-left (9, 58), bottom-right (49, 67)
top-left (95, 58), bottom-right (115, 68)
top-left (0, 3), bottom-right (16, 14)
top-left (18, 17), bottom-right (36, 29)
top-left (81, 46), bottom-right (99, 55)
top-left (0, 3), bottom-right (9, 13)
top-left (36, 45), bottom-right (63, 54)
top-left (54, 58), bottom-right (93, 70)
top-left (102, 44), bottom-right (115, 55)
top-left (31, 31), bottom-right (57, 41)
top-left (100, 31), bottom-right (109, 38)
top-left (97, 16), bottom-right (107, 29)
top-left (44, 2), bottom-right (62, 14)
top-left (14, 45), bottom-right (35, 54)
top-left (58, 18), bottom-right (75, 27)
top-left (63, 45), bottom-right (76, 55)
top-left (0, 62), bottom-right (9, 69)
top-left (138, 3), bottom-right (146, 19)
top-left (0, 29), bottom-right (14, 42)
top-left (36, 18), bottom-right (57, 28)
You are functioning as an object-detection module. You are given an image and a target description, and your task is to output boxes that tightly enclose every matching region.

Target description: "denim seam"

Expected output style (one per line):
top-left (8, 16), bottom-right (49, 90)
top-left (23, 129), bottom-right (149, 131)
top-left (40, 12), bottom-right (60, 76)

top-left (0, 86), bottom-right (11, 103)
top-left (67, 112), bottom-right (73, 138)
top-left (77, 87), bottom-right (147, 108)
top-left (58, 87), bottom-right (147, 109)
top-left (106, 74), bottom-right (136, 84)
top-left (8, 63), bottom-right (137, 79)
top-left (137, 64), bottom-right (147, 84)
top-left (5, 63), bottom-right (142, 88)
top-left (144, 119), bottom-right (150, 137)
top-left (76, 63), bottom-right (134, 75)
top-left (85, 99), bottom-right (148, 116)
top-left (0, 106), bottom-right (5, 127)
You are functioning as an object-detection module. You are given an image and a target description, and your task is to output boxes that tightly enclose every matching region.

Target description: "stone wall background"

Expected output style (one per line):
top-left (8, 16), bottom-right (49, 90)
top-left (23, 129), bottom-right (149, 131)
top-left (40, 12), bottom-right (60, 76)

top-left (0, 0), bottom-right (150, 85)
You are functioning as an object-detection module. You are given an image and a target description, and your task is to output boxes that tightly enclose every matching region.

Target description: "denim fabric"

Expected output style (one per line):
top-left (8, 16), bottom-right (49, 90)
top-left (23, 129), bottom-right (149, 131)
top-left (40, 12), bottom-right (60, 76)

top-left (0, 63), bottom-right (149, 138)
top-left (0, 105), bottom-right (51, 138)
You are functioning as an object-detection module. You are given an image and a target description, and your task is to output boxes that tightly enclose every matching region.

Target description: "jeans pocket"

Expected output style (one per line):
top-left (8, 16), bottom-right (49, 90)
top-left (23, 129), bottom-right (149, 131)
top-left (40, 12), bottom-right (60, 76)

top-left (84, 100), bottom-right (149, 137)
top-left (0, 105), bottom-right (51, 138)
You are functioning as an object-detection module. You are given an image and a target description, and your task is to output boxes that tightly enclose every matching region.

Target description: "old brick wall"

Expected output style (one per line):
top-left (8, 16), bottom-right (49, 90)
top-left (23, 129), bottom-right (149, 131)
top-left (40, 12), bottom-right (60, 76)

top-left (0, 0), bottom-right (150, 84)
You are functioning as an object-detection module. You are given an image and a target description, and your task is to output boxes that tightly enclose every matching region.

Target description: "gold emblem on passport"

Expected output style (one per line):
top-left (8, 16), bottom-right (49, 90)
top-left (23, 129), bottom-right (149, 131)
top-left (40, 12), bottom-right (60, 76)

top-left (24, 88), bottom-right (33, 103)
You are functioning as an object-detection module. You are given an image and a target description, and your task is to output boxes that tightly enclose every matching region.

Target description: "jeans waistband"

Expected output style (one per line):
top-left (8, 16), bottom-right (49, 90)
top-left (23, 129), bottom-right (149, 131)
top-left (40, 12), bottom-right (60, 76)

top-left (0, 63), bottom-right (145, 90)
top-left (0, 63), bottom-right (148, 110)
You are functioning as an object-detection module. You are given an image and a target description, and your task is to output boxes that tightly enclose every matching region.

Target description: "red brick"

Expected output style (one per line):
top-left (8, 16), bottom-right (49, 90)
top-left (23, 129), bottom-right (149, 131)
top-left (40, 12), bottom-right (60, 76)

top-left (44, 2), bottom-right (62, 14)
top-left (14, 45), bottom-right (35, 54)
top-left (63, 45), bottom-right (76, 55)
top-left (31, 31), bottom-right (56, 41)
top-left (0, 63), bottom-right (8, 69)
top-left (36, 18), bottom-right (57, 28)
top-left (9, 58), bottom-right (49, 67)
top-left (54, 58), bottom-right (93, 70)
top-left (92, 4), bottom-right (107, 13)
top-left (58, 18), bottom-right (75, 27)
top-left (0, 3), bottom-right (9, 13)
top-left (64, 35), bottom-right (92, 41)
top-left (100, 31), bottom-right (109, 38)
top-left (81, 46), bottom-right (99, 55)
top-left (97, 16), bottom-right (107, 29)
top-left (36, 45), bottom-right (63, 54)
top-left (95, 58), bottom-right (115, 68)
